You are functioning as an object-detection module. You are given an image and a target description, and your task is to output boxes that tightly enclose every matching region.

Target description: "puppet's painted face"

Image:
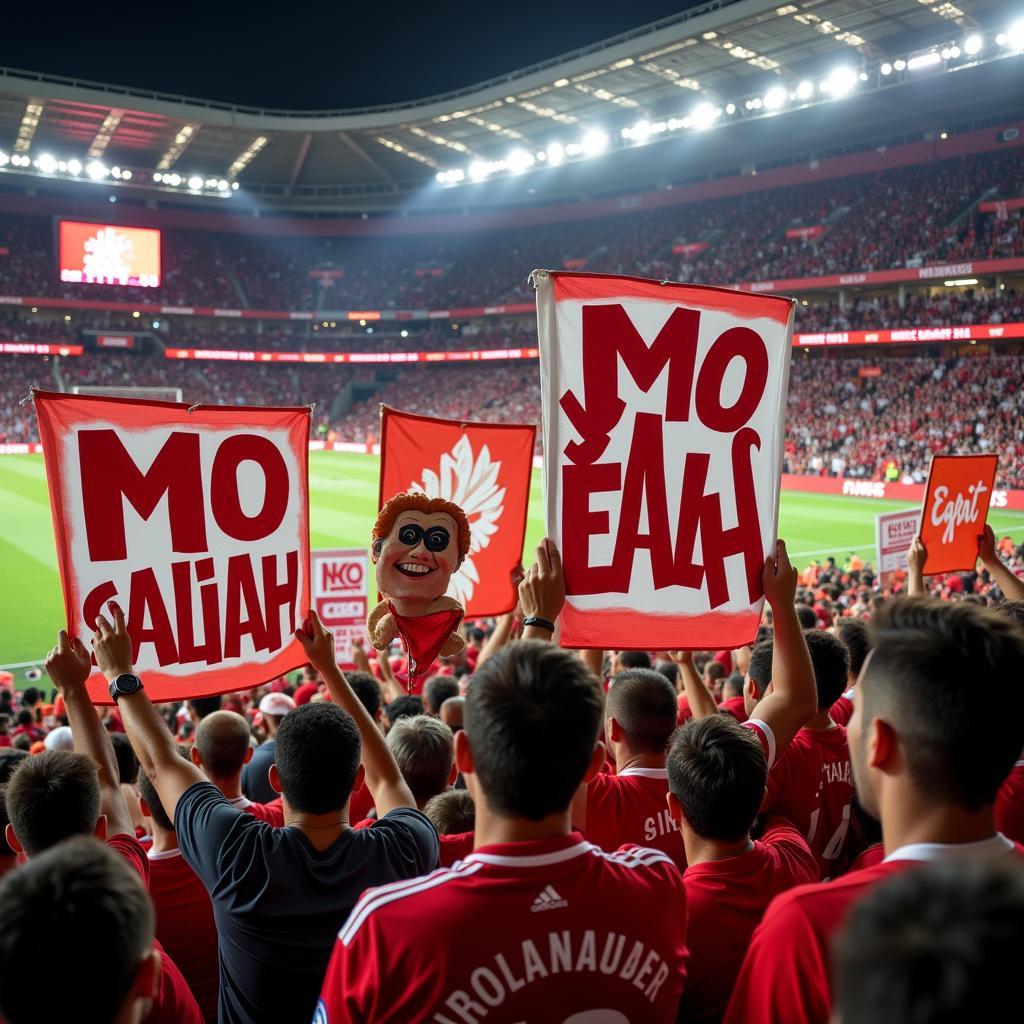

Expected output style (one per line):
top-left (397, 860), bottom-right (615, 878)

top-left (375, 510), bottom-right (462, 604)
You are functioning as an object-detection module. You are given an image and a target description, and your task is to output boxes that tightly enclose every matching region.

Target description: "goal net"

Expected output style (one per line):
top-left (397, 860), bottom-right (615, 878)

top-left (71, 385), bottom-right (183, 403)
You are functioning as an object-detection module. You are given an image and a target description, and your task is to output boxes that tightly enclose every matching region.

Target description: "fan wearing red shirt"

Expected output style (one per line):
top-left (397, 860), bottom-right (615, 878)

top-left (829, 618), bottom-right (871, 728)
top-left (761, 630), bottom-right (855, 879)
top-left (0, 837), bottom-right (164, 1024)
top-left (718, 675), bottom-right (748, 723)
top-left (139, 747), bottom-right (220, 1024)
top-left (317, 540), bottom-right (689, 1023)
top-left (571, 667), bottom-right (683, 869)
top-left (666, 715), bottom-right (818, 1024)
top-left (725, 597), bottom-right (1024, 1024)
top-left (4, 632), bottom-right (203, 1024)
top-left (190, 710), bottom-right (285, 826)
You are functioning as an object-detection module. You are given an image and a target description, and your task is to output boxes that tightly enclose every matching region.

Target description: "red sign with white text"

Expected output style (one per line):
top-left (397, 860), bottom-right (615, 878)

top-left (919, 455), bottom-right (999, 574)
top-left (1, 342), bottom-right (82, 356)
top-left (33, 391), bottom-right (311, 703)
top-left (535, 271), bottom-right (795, 649)
top-left (379, 406), bottom-right (536, 618)
top-left (312, 548), bottom-right (368, 670)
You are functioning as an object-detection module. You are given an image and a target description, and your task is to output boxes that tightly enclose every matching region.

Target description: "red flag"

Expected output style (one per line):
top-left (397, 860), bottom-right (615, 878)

top-left (379, 406), bottom-right (536, 618)
top-left (34, 390), bottom-right (311, 704)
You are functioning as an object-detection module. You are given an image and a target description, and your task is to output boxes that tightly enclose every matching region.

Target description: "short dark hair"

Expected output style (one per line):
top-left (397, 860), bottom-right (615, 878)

top-left (424, 675), bottom-right (460, 715)
top-left (346, 671), bottom-right (381, 719)
top-left (836, 618), bottom-right (871, 678)
top-left (796, 605), bottom-right (818, 629)
top-left (0, 749), bottom-right (29, 858)
top-left (187, 695), bottom-right (222, 719)
top-left (387, 715), bottom-right (454, 805)
top-left (655, 661), bottom-right (679, 687)
top-left (722, 672), bottom-right (744, 699)
top-left (194, 710), bottom-right (252, 779)
top-left (804, 629), bottom-right (850, 710)
top-left (21, 688), bottom-right (40, 707)
top-left (385, 695), bottom-right (424, 727)
top-left (138, 746), bottom-right (193, 833)
top-left (15, 710), bottom-right (32, 727)
top-left (110, 733), bottom-right (140, 785)
top-left (617, 651), bottom-right (652, 670)
top-left (996, 601), bottom-right (1024, 629)
top-left (606, 669), bottom-right (677, 753)
top-left (834, 859), bottom-right (1024, 1024)
top-left (5, 751), bottom-right (101, 856)
top-left (704, 661), bottom-right (726, 682)
top-left (275, 703), bottom-right (361, 814)
top-left (863, 598), bottom-right (1024, 811)
top-left (748, 639), bottom-right (773, 696)
top-left (667, 715), bottom-right (767, 841)
top-left (0, 837), bottom-right (154, 1024)
top-left (424, 789), bottom-right (475, 835)
top-left (465, 641), bottom-right (603, 821)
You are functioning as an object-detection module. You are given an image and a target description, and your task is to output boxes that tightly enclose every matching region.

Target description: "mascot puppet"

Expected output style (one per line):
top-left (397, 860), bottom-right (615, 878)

top-left (368, 492), bottom-right (469, 690)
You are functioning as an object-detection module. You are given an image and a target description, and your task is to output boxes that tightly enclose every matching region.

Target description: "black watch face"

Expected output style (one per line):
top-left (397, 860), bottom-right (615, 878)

top-left (115, 674), bottom-right (142, 695)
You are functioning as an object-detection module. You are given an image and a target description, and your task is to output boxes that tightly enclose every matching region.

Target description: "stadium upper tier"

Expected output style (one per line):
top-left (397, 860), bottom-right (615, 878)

top-left (1, 143), bottom-right (1022, 317)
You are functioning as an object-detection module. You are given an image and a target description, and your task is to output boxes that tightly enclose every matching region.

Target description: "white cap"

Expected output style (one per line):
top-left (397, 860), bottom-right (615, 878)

top-left (43, 726), bottom-right (74, 751)
top-left (258, 693), bottom-right (296, 717)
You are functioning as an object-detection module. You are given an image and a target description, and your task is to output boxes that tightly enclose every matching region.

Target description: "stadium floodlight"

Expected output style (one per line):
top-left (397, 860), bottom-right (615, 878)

top-left (400, 330), bottom-right (408, 338)
top-left (36, 153), bottom-right (57, 174)
top-left (167, 172), bottom-right (181, 186)
top-left (580, 129), bottom-right (609, 157)
top-left (187, 175), bottom-right (203, 190)
top-left (231, 181), bottom-right (239, 190)
top-left (826, 67), bottom-right (858, 97)
top-left (725, 103), bottom-right (736, 115)
top-left (907, 51), bottom-right (941, 71)
top-left (0, 152), bottom-right (7, 166)
top-left (893, 58), bottom-right (907, 70)
top-left (468, 160), bottom-right (489, 182)
top-left (66, 158), bottom-right (82, 175)
top-left (691, 102), bottom-right (720, 130)
top-left (1006, 21), bottom-right (1024, 49)
top-left (880, 62), bottom-right (893, 75)
top-left (506, 148), bottom-right (535, 173)
top-left (121, 169), bottom-right (132, 180)
top-left (435, 171), bottom-right (446, 183)
top-left (546, 141), bottom-right (565, 166)
top-left (796, 80), bottom-right (814, 99)
top-left (111, 166), bottom-right (123, 179)
top-left (763, 86), bottom-right (786, 110)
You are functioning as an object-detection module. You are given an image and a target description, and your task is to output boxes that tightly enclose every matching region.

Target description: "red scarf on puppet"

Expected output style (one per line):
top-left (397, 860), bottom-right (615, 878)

top-left (367, 492), bottom-right (470, 692)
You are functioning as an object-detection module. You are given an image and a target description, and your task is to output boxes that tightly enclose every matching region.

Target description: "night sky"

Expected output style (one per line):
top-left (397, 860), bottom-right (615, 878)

top-left (2, 2), bottom-right (709, 109)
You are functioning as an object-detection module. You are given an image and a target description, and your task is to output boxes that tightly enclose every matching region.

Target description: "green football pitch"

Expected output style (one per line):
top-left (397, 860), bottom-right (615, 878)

top-left (2, 451), bottom-right (1023, 675)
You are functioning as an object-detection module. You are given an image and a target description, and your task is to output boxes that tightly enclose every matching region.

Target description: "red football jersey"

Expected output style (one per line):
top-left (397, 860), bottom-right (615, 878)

top-left (583, 767), bottom-right (685, 870)
top-left (350, 782), bottom-right (375, 823)
top-left (996, 759), bottom-right (1024, 844)
top-left (830, 691), bottom-right (855, 727)
top-left (107, 835), bottom-right (204, 1024)
top-left (764, 725), bottom-right (853, 879)
top-left (148, 848), bottom-right (220, 1023)
top-left (439, 830), bottom-right (475, 867)
top-left (227, 794), bottom-right (286, 827)
top-left (724, 835), bottom-right (1021, 1024)
top-left (317, 833), bottom-right (688, 1023)
top-left (719, 696), bottom-right (748, 723)
top-left (743, 718), bottom-right (777, 769)
top-left (680, 817), bottom-right (818, 1024)
top-left (677, 694), bottom-right (693, 727)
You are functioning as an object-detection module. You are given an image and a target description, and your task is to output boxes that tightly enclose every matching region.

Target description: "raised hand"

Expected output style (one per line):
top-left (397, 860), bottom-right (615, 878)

top-left (93, 601), bottom-right (134, 681)
top-left (295, 608), bottom-right (338, 675)
top-left (44, 629), bottom-right (92, 693)
top-left (762, 539), bottom-right (798, 609)
top-left (518, 539), bottom-right (565, 623)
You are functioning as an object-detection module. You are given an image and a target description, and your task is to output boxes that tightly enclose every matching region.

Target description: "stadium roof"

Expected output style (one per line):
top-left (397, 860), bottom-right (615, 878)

top-left (0, 0), bottom-right (1021, 213)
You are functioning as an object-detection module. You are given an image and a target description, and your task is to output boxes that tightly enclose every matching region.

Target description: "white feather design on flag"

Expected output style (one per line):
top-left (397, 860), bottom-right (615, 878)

top-left (413, 435), bottom-right (505, 606)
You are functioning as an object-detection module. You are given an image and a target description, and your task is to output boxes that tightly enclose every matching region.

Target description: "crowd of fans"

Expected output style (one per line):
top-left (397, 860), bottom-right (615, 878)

top-left (1, 525), bottom-right (1024, 1023)
top-left (1, 147), bottom-right (1021, 312)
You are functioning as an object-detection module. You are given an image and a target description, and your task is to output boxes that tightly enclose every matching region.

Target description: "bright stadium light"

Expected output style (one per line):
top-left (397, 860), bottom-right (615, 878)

top-left (763, 86), bottom-right (787, 110)
top-left (187, 175), bottom-right (203, 190)
top-left (1006, 21), bottom-right (1024, 49)
top-left (894, 58), bottom-right (907, 71)
top-left (167, 172), bottom-right (181, 186)
top-left (580, 129), bottom-right (609, 157)
top-left (691, 101), bottom-right (720, 130)
top-left (506, 148), bottom-right (535, 173)
top-left (468, 160), bottom-right (489, 182)
top-left (546, 141), bottom-right (565, 165)
top-left (826, 67), bottom-right (858, 97)
top-left (121, 169), bottom-right (132, 180)
top-left (725, 103), bottom-right (736, 115)
top-left (0, 152), bottom-right (8, 167)
top-left (907, 51), bottom-right (941, 71)
top-left (796, 80), bottom-right (814, 99)
top-left (36, 153), bottom-right (57, 174)
top-left (880, 62), bottom-right (893, 75)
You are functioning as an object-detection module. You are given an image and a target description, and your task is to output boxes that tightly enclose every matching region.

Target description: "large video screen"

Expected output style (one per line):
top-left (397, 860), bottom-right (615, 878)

top-left (58, 221), bottom-right (161, 288)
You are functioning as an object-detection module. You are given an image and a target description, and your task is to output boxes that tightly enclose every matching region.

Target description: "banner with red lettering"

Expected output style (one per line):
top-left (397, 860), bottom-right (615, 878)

top-left (534, 271), bottom-right (795, 649)
top-left (875, 507), bottom-right (920, 582)
top-left (918, 454), bottom-right (998, 574)
top-left (312, 548), bottom-right (369, 670)
top-left (33, 390), bottom-right (311, 703)
top-left (379, 405), bottom-right (535, 618)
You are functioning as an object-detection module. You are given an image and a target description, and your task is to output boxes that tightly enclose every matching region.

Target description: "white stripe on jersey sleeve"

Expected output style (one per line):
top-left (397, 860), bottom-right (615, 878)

top-left (744, 718), bottom-right (777, 769)
top-left (594, 846), bottom-right (677, 870)
top-left (340, 861), bottom-right (484, 946)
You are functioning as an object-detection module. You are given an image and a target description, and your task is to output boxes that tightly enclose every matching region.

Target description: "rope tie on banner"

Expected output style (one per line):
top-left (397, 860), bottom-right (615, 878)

top-left (18, 387), bottom-right (38, 406)
top-left (186, 403), bottom-right (203, 414)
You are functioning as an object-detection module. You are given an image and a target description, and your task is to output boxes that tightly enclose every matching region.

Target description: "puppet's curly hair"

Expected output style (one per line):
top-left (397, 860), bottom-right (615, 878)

top-left (372, 492), bottom-right (471, 560)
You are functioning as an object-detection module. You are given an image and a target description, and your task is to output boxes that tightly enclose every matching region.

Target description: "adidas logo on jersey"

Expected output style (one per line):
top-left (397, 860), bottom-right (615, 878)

top-left (531, 885), bottom-right (568, 912)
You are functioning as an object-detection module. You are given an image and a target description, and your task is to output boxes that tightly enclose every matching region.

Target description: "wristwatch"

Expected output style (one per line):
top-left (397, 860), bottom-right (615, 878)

top-left (108, 673), bottom-right (144, 702)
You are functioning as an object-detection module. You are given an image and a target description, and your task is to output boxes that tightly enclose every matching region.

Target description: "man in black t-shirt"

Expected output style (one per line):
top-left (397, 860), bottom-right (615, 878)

top-left (96, 604), bottom-right (438, 1024)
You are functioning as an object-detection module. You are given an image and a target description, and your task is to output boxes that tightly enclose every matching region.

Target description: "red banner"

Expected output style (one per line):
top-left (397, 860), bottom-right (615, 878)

top-left (779, 473), bottom-right (1024, 511)
top-left (536, 271), bottom-right (794, 650)
top-left (979, 197), bottom-right (1024, 216)
top-left (785, 225), bottom-right (826, 240)
top-left (164, 346), bottom-right (540, 364)
top-left (96, 335), bottom-right (135, 349)
top-left (858, 366), bottom-right (882, 377)
top-left (672, 242), bottom-right (709, 256)
top-left (919, 455), bottom-right (999, 574)
top-left (33, 391), bottom-right (311, 704)
top-left (0, 342), bottom-right (82, 356)
top-left (562, 258), bottom-right (588, 270)
top-left (378, 406), bottom-right (535, 618)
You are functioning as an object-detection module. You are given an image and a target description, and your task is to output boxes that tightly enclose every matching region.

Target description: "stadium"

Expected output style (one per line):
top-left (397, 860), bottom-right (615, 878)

top-left (1, 1), bottom-right (1024, 1022)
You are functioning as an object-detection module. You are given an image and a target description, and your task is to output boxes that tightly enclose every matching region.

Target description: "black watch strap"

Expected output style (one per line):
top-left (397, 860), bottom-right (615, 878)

top-left (108, 673), bottom-right (143, 701)
top-left (522, 616), bottom-right (556, 633)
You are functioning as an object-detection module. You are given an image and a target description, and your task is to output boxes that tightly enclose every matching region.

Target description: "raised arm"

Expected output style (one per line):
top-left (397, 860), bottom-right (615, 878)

top-left (668, 649), bottom-right (718, 718)
top-left (44, 628), bottom-right (135, 839)
top-left (297, 610), bottom-right (416, 817)
top-left (476, 564), bottom-right (526, 668)
top-left (906, 535), bottom-right (928, 597)
top-left (92, 604), bottom-right (206, 825)
top-left (519, 539), bottom-right (565, 641)
top-left (979, 525), bottom-right (1024, 601)
top-left (749, 540), bottom-right (817, 759)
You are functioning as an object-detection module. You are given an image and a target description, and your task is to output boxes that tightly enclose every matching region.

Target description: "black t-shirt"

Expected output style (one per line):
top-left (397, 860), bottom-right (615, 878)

top-left (241, 739), bottom-right (277, 803)
top-left (176, 781), bottom-right (439, 1024)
